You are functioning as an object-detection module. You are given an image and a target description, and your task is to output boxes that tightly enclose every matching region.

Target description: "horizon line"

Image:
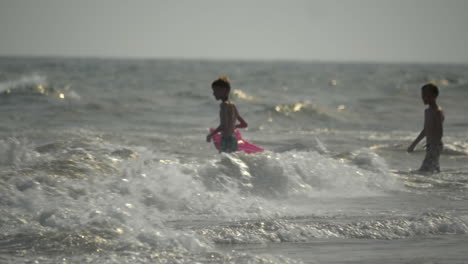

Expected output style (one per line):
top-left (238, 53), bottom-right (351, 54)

top-left (1, 53), bottom-right (467, 67)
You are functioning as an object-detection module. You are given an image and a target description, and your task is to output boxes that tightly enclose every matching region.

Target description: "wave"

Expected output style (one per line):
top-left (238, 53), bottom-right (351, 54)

top-left (368, 142), bottom-right (468, 157)
top-left (0, 130), bottom-right (463, 263)
top-left (232, 89), bottom-right (258, 102)
top-left (0, 137), bottom-right (39, 166)
top-left (428, 78), bottom-right (468, 90)
top-left (0, 219), bottom-right (301, 263)
top-left (250, 102), bottom-right (361, 131)
top-left (271, 102), bottom-right (350, 121)
top-left (198, 212), bottom-right (468, 244)
top-left (443, 142), bottom-right (468, 156)
top-left (0, 134), bottom-right (401, 242)
top-left (0, 74), bottom-right (80, 101)
top-left (0, 74), bottom-right (47, 93)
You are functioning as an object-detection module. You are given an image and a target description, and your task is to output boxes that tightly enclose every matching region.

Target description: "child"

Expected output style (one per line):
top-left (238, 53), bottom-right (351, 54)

top-left (407, 83), bottom-right (444, 173)
top-left (206, 76), bottom-right (248, 153)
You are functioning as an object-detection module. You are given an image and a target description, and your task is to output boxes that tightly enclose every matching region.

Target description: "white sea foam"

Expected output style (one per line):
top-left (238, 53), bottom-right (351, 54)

top-left (198, 212), bottom-right (468, 244)
top-left (0, 74), bottom-right (47, 93)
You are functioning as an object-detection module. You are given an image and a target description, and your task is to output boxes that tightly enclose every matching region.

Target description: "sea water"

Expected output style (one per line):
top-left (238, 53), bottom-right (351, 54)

top-left (0, 57), bottom-right (467, 263)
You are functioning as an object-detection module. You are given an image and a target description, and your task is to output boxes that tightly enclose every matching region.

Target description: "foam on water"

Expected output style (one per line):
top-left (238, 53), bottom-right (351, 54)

top-left (1, 138), bottom-right (398, 213)
top-left (0, 133), bottom-right (402, 244)
top-left (0, 137), bottom-right (39, 166)
top-left (0, 135), bottom-right (331, 262)
top-left (198, 212), bottom-right (468, 244)
top-left (0, 74), bottom-right (81, 104)
top-left (0, 74), bottom-right (47, 93)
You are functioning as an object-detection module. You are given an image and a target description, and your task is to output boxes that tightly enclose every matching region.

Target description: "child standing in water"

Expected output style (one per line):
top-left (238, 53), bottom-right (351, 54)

top-left (407, 83), bottom-right (444, 173)
top-left (206, 76), bottom-right (248, 153)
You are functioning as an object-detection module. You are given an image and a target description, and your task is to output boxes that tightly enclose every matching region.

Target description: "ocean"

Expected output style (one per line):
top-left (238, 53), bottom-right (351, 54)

top-left (0, 57), bottom-right (467, 264)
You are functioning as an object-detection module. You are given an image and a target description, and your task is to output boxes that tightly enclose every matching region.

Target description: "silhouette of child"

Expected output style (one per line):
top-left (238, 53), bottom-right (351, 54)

top-left (408, 83), bottom-right (444, 173)
top-left (206, 76), bottom-right (247, 153)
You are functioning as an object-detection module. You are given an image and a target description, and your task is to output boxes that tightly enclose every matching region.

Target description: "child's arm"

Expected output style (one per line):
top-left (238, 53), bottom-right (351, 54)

top-left (407, 129), bottom-right (425, 152)
top-left (234, 105), bottom-right (248, 129)
top-left (408, 110), bottom-right (428, 153)
top-left (206, 125), bottom-right (222, 142)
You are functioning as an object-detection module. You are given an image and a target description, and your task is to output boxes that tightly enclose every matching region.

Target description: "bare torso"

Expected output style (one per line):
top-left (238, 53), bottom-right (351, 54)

top-left (424, 105), bottom-right (444, 145)
top-left (220, 101), bottom-right (237, 137)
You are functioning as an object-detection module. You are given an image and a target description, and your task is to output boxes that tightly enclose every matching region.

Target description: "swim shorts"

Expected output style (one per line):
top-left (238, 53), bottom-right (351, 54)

top-left (220, 135), bottom-right (238, 153)
top-left (419, 143), bottom-right (443, 173)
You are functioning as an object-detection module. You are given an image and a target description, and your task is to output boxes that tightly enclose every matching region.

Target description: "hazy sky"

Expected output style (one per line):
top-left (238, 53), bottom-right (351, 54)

top-left (1, 0), bottom-right (467, 63)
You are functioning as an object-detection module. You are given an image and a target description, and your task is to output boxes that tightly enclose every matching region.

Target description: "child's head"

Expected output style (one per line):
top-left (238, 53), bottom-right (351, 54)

top-left (421, 83), bottom-right (439, 105)
top-left (211, 76), bottom-right (231, 101)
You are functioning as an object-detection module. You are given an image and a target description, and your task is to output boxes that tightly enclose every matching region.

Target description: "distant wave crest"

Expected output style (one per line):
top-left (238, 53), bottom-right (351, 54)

top-left (0, 74), bottom-right (80, 101)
